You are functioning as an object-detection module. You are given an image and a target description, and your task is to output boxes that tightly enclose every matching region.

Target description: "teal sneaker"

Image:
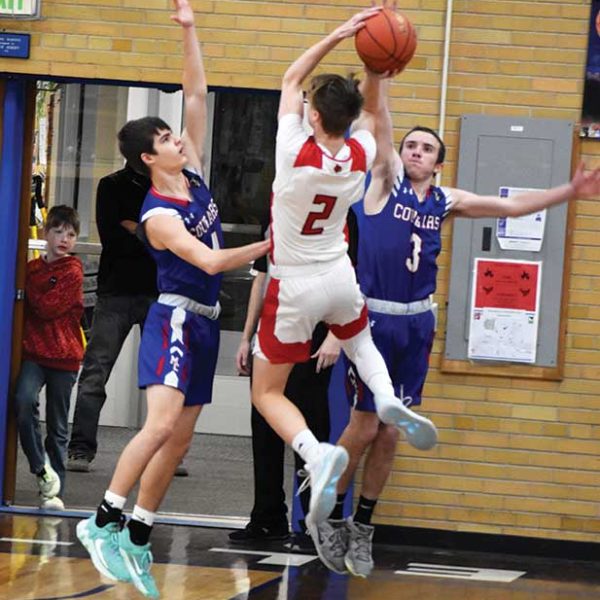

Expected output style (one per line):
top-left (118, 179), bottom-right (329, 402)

top-left (118, 528), bottom-right (159, 598)
top-left (76, 516), bottom-right (131, 582)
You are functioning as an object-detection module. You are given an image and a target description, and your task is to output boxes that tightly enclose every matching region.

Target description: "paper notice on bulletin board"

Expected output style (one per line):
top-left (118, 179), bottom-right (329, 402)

top-left (468, 258), bottom-right (542, 363)
top-left (496, 187), bottom-right (546, 251)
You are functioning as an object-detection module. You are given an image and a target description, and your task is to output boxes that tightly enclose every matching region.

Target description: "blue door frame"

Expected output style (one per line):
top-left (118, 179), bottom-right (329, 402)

top-left (0, 79), bottom-right (28, 504)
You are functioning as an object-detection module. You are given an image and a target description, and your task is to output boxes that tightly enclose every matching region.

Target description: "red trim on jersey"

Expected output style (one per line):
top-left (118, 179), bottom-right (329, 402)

top-left (293, 137), bottom-right (323, 169)
top-left (258, 278), bottom-right (312, 363)
top-left (150, 187), bottom-right (190, 206)
top-left (156, 355), bottom-right (165, 376)
top-left (293, 136), bottom-right (367, 172)
top-left (346, 138), bottom-right (367, 173)
top-left (161, 320), bottom-right (169, 350)
top-left (329, 304), bottom-right (368, 340)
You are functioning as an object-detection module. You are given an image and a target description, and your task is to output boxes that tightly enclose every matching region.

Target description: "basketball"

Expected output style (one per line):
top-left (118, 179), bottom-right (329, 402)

top-left (354, 8), bottom-right (417, 74)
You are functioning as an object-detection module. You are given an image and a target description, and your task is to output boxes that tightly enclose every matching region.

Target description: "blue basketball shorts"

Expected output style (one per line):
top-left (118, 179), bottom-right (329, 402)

top-left (344, 309), bottom-right (435, 412)
top-left (138, 301), bottom-right (220, 406)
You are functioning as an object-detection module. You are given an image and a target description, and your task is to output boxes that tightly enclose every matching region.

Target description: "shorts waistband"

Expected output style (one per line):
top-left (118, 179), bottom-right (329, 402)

top-left (366, 296), bottom-right (432, 316)
top-left (269, 255), bottom-right (348, 279)
top-left (158, 293), bottom-right (221, 320)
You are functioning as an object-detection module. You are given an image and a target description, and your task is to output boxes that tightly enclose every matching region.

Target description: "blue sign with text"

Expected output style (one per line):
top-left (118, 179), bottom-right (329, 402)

top-left (0, 33), bottom-right (30, 59)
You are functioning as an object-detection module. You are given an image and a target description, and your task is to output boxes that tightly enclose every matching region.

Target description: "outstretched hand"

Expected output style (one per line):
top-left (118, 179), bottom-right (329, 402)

top-left (333, 5), bottom-right (382, 40)
top-left (571, 161), bottom-right (600, 199)
top-left (170, 0), bottom-right (195, 28)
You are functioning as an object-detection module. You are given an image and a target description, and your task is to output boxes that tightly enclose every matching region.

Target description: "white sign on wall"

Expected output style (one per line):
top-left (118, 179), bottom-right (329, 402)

top-left (0, 1), bottom-right (38, 17)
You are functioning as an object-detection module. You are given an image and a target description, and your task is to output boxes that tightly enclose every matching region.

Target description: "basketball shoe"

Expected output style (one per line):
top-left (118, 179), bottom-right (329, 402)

top-left (118, 527), bottom-right (159, 598)
top-left (76, 516), bottom-right (131, 582)
top-left (306, 517), bottom-right (349, 574)
top-left (344, 517), bottom-right (374, 578)
top-left (375, 395), bottom-right (438, 450)
top-left (302, 444), bottom-right (349, 526)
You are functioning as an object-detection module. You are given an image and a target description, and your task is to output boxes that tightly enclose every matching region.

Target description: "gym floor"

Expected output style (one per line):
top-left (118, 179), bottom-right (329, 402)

top-left (1, 512), bottom-right (600, 599)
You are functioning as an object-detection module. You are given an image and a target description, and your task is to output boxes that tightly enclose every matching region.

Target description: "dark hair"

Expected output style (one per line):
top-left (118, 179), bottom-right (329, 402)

top-left (306, 74), bottom-right (363, 136)
top-left (45, 205), bottom-right (80, 235)
top-left (399, 126), bottom-right (446, 165)
top-left (117, 116), bottom-right (171, 176)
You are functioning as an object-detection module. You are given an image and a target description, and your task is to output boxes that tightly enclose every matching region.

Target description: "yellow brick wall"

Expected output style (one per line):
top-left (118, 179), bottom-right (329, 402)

top-left (2, 0), bottom-right (600, 542)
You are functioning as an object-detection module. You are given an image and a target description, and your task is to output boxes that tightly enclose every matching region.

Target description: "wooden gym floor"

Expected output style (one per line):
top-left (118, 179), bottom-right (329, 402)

top-left (1, 512), bottom-right (600, 599)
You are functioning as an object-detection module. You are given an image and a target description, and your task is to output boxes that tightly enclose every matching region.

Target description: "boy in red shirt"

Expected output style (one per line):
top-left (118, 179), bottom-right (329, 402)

top-left (14, 205), bottom-right (84, 509)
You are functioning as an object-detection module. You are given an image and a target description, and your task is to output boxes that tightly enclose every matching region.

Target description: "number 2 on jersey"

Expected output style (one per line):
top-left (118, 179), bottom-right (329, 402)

top-left (301, 194), bottom-right (337, 235)
top-left (406, 232), bottom-right (422, 273)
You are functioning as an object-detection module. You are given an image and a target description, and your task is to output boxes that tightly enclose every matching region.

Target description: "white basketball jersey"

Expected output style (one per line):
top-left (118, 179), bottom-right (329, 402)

top-left (270, 114), bottom-right (376, 266)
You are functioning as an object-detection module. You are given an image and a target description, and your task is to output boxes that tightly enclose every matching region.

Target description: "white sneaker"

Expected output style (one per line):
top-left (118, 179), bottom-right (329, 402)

top-left (375, 395), bottom-right (438, 450)
top-left (36, 462), bottom-right (61, 498)
top-left (303, 444), bottom-right (349, 526)
top-left (40, 496), bottom-right (65, 510)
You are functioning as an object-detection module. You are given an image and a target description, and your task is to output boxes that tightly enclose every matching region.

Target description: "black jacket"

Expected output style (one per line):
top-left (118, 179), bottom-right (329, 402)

top-left (96, 165), bottom-right (157, 297)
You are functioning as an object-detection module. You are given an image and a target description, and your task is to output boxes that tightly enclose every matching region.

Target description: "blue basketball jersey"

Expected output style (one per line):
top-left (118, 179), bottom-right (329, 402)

top-left (354, 165), bottom-right (452, 303)
top-left (140, 169), bottom-right (223, 305)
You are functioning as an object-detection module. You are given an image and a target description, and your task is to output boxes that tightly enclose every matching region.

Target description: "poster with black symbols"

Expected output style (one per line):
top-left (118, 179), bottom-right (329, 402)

top-left (468, 259), bottom-right (542, 363)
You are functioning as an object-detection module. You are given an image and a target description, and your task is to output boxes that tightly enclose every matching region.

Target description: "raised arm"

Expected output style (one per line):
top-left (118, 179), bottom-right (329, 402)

top-left (352, 69), bottom-right (381, 137)
top-left (451, 162), bottom-right (600, 219)
top-left (362, 76), bottom-right (403, 212)
top-left (145, 215), bottom-right (269, 275)
top-left (171, 0), bottom-right (207, 174)
top-left (278, 6), bottom-right (381, 120)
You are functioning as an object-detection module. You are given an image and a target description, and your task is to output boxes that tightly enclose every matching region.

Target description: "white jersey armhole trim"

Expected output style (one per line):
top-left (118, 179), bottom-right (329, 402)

top-left (440, 186), bottom-right (453, 217)
top-left (393, 161), bottom-right (405, 194)
top-left (141, 207), bottom-right (182, 223)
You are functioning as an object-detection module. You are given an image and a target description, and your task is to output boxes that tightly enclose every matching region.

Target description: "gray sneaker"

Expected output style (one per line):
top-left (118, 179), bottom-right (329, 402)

top-left (344, 518), bottom-right (374, 578)
top-left (307, 518), bottom-right (349, 574)
top-left (67, 455), bottom-right (92, 472)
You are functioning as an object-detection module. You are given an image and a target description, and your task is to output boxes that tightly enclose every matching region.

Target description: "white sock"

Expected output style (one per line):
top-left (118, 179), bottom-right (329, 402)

top-left (104, 490), bottom-right (126, 510)
top-left (341, 329), bottom-right (395, 398)
top-left (131, 504), bottom-right (156, 528)
top-left (292, 429), bottom-right (320, 464)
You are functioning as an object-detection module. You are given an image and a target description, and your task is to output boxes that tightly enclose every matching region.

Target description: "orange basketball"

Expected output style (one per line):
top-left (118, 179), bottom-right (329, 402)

top-left (354, 8), bottom-right (417, 74)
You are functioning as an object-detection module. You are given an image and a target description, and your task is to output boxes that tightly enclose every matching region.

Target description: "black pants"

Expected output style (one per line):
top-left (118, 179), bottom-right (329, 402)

top-left (67, 294), bottom-right (155, 460)
top-left (250, 336), bottom-right (332, 528)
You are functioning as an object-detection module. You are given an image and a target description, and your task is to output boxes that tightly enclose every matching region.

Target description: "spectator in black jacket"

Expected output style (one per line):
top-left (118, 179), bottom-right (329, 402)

top-left (67, 164), bottom-right (157, 472)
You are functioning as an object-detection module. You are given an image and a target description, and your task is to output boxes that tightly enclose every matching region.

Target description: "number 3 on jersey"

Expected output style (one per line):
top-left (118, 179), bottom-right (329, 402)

top-left (301, 194), bottom-right (337, 235)
top-left (406, 232), bottom-right (422, 273)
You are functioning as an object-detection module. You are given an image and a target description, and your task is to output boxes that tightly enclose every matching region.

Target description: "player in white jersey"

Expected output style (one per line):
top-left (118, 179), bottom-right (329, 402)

top-left (270, 111), bottom-right (375, 266)
top-left (251, 7), bottom-right (438, 538)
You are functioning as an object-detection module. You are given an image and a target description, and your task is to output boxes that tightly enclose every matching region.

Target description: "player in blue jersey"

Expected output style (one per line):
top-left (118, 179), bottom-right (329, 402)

top-left (76, 2), bottom-right (269, 597)
top-left (311, 77), bottom-right (600, 577)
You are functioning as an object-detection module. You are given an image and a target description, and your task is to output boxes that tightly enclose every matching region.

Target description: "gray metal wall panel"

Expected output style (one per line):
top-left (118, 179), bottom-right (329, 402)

top-left (445, 115), bottom-right (573, 367)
